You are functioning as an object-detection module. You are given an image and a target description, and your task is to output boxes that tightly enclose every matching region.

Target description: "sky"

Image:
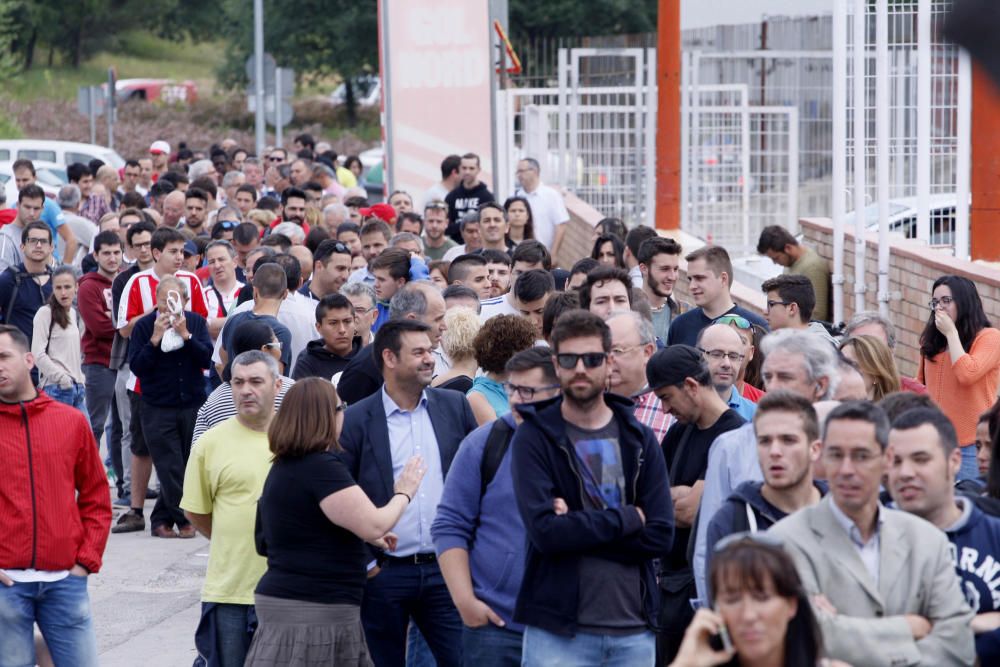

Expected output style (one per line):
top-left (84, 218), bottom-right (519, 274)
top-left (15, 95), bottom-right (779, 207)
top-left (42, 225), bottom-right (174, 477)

top-left (683, 0), bottom-right (832, 29)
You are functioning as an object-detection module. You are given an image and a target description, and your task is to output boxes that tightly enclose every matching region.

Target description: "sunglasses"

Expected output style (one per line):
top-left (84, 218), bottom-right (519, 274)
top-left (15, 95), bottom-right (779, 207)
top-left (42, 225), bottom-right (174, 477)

top-left (263, 340), bottom-right (282, 351)
top-left (555, 352), bottom-right (607, 370)
top-left (713, 314), bottom-right (752, 329)
top-left (216, 221), bottom-right (238, 230)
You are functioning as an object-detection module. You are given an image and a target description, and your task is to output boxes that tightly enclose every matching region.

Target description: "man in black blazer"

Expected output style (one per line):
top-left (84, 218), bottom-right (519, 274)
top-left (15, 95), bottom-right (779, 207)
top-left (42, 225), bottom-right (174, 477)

top-left (339, 319), bottom-right (478, 667)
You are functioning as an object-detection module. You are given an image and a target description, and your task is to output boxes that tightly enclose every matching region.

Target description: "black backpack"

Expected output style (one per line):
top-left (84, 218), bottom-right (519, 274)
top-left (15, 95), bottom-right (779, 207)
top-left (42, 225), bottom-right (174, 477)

top-left (479, 418), bottom-right (514, 498)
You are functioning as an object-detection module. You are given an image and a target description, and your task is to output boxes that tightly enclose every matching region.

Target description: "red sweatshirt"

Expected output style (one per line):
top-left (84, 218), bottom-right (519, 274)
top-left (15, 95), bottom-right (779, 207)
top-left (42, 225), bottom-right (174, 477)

top-left (77, 271), bottom-right (116, 366)
top-left (0, 392), bottom-right (112, 574)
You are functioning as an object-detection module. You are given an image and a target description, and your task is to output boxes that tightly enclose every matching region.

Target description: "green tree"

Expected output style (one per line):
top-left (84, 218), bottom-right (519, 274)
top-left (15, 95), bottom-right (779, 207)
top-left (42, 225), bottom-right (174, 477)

top-left (509, 0), bottom-right (657, 41)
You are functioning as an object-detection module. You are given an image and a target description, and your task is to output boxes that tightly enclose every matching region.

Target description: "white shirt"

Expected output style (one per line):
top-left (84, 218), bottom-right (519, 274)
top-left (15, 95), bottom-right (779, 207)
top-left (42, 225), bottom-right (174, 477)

top-left (422, 183), bottom-right (449, 210)
top-left (441, 244), bottom-right (468, 262)
top-left (479, 294), bottom-right (518, 322)
top-left (829, 498), bottom-right (884, 586)
top-left (514, 182), bottom-right (569, 250)
top-left (629, 265), bottom-right (643, 289)
top-left (213, 295), bottom-right (320, 368)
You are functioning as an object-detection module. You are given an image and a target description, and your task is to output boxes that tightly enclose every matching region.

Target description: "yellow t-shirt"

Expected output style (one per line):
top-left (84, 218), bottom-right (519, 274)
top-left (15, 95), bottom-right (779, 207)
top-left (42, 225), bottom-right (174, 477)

top-left (336, 165), bottom-right (358, 188)
top-left (181, 417), bottom-right (272, 604)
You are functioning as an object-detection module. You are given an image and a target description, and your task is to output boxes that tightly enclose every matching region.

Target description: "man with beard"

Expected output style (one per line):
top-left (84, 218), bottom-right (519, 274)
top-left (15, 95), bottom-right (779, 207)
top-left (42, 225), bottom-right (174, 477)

top-left (511, 309), bottom-right (674, 666)
top-left (638, 237), bottom-right (688, 343)
top-left (646, 344), bottom-right (745, 663)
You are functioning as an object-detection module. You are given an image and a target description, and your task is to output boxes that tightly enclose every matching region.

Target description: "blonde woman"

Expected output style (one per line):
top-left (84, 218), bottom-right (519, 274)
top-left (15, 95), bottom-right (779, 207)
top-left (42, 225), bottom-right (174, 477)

top-left (839, 334), bottom-right (901, 401)
top-left (431, 307), bottom-right (481, 394)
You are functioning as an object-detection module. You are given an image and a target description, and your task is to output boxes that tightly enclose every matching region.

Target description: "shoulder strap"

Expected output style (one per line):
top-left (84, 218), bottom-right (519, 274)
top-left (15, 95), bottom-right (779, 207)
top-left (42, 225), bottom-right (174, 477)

top-left (1, 269), bottom-right (24, 325)
top-left (212, 285), bottom-right (228, 317)
top-left (479, 418), bottom-right (515, 498)
top-left (44, 306), bottom-right (57, 355)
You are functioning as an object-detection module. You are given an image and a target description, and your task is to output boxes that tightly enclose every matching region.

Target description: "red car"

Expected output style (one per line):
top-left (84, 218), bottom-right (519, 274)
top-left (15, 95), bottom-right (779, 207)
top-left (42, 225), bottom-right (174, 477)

top-left (112, 79), bottom-right (198, 104)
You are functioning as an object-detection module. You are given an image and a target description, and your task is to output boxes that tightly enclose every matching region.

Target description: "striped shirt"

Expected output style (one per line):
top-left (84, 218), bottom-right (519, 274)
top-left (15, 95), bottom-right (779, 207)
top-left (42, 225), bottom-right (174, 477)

top-left (632, 389), bottom-right (674, 443)
top-left (206, 282), bottom-right (245, 318)
top-left (193, 376), bottom-right (295, 444)
top-left (116, 268), bottom-right (210, 391)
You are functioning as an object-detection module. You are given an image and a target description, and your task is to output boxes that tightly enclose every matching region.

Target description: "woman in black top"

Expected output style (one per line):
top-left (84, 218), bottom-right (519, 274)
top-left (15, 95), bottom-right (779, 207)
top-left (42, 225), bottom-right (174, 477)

top-left (245, 378), bottom-right (425, 667)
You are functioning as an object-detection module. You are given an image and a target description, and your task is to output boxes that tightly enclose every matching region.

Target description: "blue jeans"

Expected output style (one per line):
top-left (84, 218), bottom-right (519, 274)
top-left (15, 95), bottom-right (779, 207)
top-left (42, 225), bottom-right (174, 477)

top-left (407, 624), bottom-right (436, 667)
top-left (43, 383), bottom-right (88, 417)
top-left (462, 623), bottom-right (523, 667)
top-left (521, 626), bottom-right (655, 667)
top-left (361, 560), bottom-right (462, 667)
top-left (193, 602), bottom-right (257, 667)
top-left (82, 364), bottom-right (116, 450)
top-left (959, 445), bottom-right (980, 482)
top-left (0, 574), bottom-right (98, 667)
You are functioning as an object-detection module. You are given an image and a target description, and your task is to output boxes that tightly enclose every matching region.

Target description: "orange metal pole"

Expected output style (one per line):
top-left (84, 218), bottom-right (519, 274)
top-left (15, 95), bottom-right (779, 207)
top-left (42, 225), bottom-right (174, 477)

top-left (970, 62), bottom-right (1000, 261)
top-left (656, 0), bottom-right (682, 231)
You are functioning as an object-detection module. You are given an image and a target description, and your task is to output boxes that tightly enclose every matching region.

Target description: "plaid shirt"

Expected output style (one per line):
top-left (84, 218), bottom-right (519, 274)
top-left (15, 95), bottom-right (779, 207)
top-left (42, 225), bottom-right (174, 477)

top-left (632, 389), bottom-right (674, 443)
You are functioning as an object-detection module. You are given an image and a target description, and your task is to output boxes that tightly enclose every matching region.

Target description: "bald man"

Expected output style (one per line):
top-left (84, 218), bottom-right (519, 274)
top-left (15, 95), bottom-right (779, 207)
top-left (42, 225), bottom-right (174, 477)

top-left (696, 323), bottom-right (757, 421)
top-left (161, 190), bottom-right (186, 230)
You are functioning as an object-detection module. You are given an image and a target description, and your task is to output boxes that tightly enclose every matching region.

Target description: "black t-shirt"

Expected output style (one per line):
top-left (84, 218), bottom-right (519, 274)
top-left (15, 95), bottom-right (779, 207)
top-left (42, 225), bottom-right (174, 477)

top-left (660, 409), bottom-right (746, 571)
top-left (254, 451), bottom-right (368, 605)
top-left (666, 305), bottom-right (768, 347)
top-left (444, 182), bottom-right (495, 241)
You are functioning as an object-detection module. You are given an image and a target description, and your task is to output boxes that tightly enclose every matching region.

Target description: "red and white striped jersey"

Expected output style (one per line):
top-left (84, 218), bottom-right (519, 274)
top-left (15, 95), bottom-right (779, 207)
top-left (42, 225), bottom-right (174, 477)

top-left (116, 268), bottom-right (209, 330)
top-left (205, 282), bottom-right (245, 318)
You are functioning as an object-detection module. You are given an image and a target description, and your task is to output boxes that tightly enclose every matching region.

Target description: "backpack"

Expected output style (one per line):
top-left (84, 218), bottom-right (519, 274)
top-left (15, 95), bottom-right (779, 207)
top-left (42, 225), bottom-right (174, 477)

top-left (479, 418), bottom-right (514, 498)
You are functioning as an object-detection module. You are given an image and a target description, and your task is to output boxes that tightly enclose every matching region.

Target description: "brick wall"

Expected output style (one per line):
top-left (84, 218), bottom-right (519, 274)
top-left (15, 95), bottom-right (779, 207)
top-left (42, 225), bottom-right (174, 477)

top-left (800, 218), bottom-right (1000, 377)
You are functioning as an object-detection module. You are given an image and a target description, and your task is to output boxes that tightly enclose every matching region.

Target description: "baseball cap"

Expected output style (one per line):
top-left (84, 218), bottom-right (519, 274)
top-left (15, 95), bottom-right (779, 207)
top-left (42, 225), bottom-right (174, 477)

top-left (359, 203), bottom-right (396, 222)
top-left (182, 240), bottom-right (199, 257)
top-left (149, 140), bottom-right (171, 155)
top-left (646, 345), bottom-right (706, 391)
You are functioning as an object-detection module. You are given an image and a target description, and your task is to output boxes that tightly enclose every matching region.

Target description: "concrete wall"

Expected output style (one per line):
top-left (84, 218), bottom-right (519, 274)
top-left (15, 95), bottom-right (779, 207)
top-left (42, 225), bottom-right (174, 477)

top-left (800, 217), bottom-right (1000, 377)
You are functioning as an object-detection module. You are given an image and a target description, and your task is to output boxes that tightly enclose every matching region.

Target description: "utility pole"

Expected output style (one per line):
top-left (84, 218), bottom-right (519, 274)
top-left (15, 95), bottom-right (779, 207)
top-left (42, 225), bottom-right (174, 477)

top-left (253, 0), bottom-right (266, 157)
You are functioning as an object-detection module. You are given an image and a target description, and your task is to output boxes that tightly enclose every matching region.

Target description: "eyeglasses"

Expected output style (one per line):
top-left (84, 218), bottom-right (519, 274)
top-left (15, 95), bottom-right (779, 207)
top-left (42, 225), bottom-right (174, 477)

top-left (263, 340), bottom-right (282, 351)
top-left (555, 352), bottom-right (607, 370)
top-left (132, 241), bottom-right (152, 250)
top-left (713, 314), bottom-right (751, 329)
top-left (713, 530), bottom-right (784, 554)
top-left (929, 296), bottom-right (954, 309)
top-left (698, 348), bottom-right (745, 363)
top-left (24, 237), bottom-right (50, 246)
top-left (610, 344), bottom-right (642, 356)
top-left (353, 306), bottom-right (375, 316)
top-left (502, 382), bottom-right (561, 400)
top-left (267, 156), bottom-right (284, 162)
top-left (766, 300), bottom-right (791, 311)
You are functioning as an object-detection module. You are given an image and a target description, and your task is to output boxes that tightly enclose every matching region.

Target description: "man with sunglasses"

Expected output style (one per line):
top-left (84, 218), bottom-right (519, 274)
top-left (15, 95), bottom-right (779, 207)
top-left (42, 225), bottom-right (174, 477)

top-left (432, 347), bottom-right (561, 666)
top-left (301, 239), bottom-right (352, 302)
top-left (511, 310), bottom-right (674, 667)
top-left (770, 401), bottom-right (975, 667)
top-left (646, 344), bottom-right (745, 663)
top-left (702, 391), bottom-right (824, 595)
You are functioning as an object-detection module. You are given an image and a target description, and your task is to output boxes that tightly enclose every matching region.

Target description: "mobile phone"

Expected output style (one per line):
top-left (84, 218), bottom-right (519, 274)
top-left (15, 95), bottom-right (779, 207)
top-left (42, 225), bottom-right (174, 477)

top-left (707, 609), bottom-right (734, 653)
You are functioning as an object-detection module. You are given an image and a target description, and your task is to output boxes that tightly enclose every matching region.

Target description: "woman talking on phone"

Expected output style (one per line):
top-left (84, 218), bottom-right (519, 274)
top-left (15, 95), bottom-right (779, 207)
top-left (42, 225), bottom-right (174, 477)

top-left (919, 275), bottom-right (1000, 481)
top-left (670, 537), bottom-right (845, 667)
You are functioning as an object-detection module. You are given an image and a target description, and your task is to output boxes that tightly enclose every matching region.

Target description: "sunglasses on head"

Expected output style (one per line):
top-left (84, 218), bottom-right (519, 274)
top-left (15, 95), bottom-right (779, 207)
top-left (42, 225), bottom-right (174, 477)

top-left (555, 352), bottom-right (607, 370)
top-left (216, 221), bottom-right (238, 230)
top-left (713, 314), bottom-right (752, 329)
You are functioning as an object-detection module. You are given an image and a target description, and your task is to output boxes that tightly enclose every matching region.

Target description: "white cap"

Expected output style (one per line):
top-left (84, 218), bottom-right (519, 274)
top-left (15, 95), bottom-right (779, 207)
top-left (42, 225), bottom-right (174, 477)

top-left (149, 140), bottom-right (171, 155)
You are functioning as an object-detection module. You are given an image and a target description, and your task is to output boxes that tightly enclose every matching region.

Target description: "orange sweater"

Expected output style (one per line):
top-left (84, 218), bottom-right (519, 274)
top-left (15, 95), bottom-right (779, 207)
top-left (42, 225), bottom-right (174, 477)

top-left (919, 327), bottom-right (1000, 445)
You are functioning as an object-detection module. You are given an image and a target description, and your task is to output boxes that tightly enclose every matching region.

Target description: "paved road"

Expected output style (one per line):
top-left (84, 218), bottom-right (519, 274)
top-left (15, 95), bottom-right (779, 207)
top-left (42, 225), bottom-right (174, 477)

top-left (91, 502), bottom-right (208, 666)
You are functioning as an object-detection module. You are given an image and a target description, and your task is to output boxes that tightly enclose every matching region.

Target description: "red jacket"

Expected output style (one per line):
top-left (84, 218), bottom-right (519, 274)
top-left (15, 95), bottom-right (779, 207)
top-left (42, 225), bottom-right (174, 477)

top-left (77, 271), bottom-right (116, 366)
top-left (0, 392), bottom-right (111, 574)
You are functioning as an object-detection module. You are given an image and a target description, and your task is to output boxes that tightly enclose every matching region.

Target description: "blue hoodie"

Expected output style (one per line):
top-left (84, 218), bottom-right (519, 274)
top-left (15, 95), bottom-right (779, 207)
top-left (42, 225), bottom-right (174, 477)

top-left (945, 496), bottom-right (1000, 663)
top-left (431, 414), bottom-right (524, 631)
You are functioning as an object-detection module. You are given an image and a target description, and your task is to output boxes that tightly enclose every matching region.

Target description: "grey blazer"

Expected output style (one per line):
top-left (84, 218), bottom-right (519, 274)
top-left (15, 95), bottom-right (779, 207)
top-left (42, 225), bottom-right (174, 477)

top-left (769, 496), bottom-right (975, 667)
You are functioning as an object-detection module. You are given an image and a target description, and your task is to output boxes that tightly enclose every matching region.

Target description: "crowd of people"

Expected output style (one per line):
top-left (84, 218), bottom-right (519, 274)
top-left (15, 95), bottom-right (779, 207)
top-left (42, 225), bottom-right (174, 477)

top-left (2, 133), bottom-right (1000, 667)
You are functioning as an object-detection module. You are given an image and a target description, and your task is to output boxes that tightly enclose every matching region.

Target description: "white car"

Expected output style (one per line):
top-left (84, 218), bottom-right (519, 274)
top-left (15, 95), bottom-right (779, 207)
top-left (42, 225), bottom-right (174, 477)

top-left (850, 194), bottom-right (958, 246)
top-left (329, 75), bottom-right (381, 108)
top-left (0, 160), bottom-right (68, 203)
top-left (0, 139), bottom-right (125, 170)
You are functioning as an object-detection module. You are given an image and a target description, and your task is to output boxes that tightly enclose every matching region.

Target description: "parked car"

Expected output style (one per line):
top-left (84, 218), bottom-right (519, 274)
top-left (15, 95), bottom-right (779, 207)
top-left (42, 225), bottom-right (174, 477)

top-left (329, 75), bottom-right (381, 107)
top-left (0, 160), bottom-right (67, 203)
top-left (111, 78), bottom-right (198, 105)
top-left (850, 194), bottom-right (958, 246)
top-left (0, 140), bottom-right (125, 169)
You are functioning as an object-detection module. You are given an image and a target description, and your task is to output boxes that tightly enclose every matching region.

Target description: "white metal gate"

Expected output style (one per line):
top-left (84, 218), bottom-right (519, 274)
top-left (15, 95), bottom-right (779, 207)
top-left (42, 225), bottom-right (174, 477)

top-left (495, 48), bottom-right (657, 227)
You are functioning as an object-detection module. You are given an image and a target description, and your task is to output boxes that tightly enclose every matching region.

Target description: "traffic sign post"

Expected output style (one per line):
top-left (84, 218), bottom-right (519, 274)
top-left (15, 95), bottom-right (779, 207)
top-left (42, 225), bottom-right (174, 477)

top-left (106, 68), bottom-right (116, 149)
top-left (247, 58), bottom-right (294, 146)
